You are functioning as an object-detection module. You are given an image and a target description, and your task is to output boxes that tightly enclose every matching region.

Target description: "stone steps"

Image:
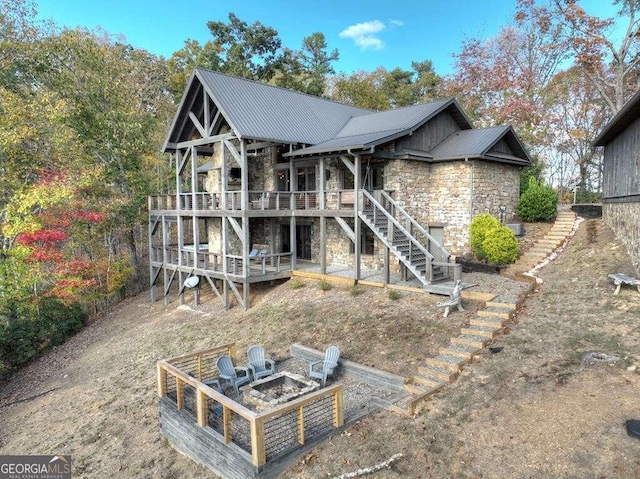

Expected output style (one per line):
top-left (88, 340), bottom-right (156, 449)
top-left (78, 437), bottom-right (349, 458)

top-left (425, 354), bottom-right (468, 372)
top-left (460, 324), bottom-right (502, 338)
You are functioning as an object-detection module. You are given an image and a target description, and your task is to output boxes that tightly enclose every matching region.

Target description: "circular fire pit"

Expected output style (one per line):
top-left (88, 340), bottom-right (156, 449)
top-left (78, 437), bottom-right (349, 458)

top-left (241, 371), bottom-right (319, 412)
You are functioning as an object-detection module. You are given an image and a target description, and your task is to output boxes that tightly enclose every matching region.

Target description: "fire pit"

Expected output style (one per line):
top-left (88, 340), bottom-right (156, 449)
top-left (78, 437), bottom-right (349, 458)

top-left (241, 371), bottom-right (319, 412)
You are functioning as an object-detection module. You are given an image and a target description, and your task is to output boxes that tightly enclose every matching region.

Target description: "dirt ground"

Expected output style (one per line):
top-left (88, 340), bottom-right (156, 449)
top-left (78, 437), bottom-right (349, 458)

top-left (1, 218), bottom-right (639, 478)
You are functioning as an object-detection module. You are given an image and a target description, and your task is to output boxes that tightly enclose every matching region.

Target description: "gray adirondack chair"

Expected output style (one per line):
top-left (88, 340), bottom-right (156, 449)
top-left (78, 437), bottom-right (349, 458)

top-left (309, 345), bottom-right (340, 388)
top-left (216, 354), bottom-right (250, 395)
top-left (246, 345), bottom-right (275, 381)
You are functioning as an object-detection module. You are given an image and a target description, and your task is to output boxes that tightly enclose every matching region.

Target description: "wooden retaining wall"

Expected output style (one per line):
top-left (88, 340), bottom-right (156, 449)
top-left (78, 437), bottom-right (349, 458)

top-left (290, 343), bottom-right (406, 392)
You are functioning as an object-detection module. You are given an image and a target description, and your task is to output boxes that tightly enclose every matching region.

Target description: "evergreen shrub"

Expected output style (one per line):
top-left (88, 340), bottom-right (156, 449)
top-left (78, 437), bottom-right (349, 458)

top-left (518, 178), bottom-right (557, 221)
top-left (469, 214), bottom-right (501, 260)
top-left (482, 227), bottom-right (518, 264)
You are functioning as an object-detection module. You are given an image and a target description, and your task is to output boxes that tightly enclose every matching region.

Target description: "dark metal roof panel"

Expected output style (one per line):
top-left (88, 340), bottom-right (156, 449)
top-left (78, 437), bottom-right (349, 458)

top-left (429, 126), bottom-right (511, 159)
top-left (593, 89), bottom-right (640, 146)
top-left (196, 68), bottom-right (371, 145)
top-left (336, 100), bottom-right (451, 137)
top-left (285, 129), bottom-right (407, 157)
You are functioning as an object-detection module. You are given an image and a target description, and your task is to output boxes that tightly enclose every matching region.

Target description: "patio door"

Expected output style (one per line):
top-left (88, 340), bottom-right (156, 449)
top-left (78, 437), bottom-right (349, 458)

top-left (296, 225), bottom-right (312, 260)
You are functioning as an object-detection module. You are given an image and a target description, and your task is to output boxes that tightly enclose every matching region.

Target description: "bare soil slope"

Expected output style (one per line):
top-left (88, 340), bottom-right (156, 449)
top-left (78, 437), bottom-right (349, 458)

top-left (1, 218), bottom-right (639, 478)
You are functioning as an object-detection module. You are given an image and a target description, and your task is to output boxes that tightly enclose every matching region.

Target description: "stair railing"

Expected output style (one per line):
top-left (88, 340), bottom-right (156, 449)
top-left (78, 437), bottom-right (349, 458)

top-left (361, 190), bottom-right (434, 283)
top-left (376, 190), bottom-right (451, 265)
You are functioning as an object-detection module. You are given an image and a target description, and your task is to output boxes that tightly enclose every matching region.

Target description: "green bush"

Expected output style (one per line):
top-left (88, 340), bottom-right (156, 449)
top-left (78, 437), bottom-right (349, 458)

top-left (288, 278), bottom-right (305, 290)
top-left (469, 214), bottom-right (501, 260)
top-left (319, 279), bottom-right (332, 291)
top-left (388, 289), bottom-right (401, 300)
top-left (0, 298), bottom-right (87, 371)
top-left (518, 178), bottom-right (557, 221)
top-left (482, 226), bottom-right (518, 264)
top-left (349, 285), bottom-right (363, 297)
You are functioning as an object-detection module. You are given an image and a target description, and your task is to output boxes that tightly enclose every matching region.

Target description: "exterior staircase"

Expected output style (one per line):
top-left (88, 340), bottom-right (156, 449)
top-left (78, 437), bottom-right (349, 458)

top-left (359, 190), bottom-right (457, 291)
top-left (509, 210), bottom-right (576, 273)
top-left (387, 299), bottom-right (518, 416)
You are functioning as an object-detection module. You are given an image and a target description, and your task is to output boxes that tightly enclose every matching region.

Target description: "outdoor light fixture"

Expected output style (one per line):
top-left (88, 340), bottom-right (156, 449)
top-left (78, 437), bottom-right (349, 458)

top-left (499, 205), bottom-right (506, 223)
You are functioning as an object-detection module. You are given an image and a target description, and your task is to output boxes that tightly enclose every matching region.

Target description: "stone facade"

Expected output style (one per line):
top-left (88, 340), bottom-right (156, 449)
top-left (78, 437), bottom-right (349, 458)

top-left (603, 202), bottom-right (640, 276)
top-left (202, 142), bottom-right (522, 265)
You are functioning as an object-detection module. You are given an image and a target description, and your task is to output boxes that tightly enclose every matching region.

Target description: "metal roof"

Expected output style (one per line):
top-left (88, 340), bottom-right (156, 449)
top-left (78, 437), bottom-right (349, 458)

top-left (593, 89), bottom-right (640, 146)
top-left (196, 68), bottom-right (371, 145)
top-left (429, 126), bottom-right (531, 165)
top-left (286, 99), bottom-right (471, 158)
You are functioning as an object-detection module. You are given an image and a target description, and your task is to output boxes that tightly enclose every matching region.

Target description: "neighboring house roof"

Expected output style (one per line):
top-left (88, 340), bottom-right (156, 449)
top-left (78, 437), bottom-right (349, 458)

top-left (285, 99), bottom-right (472, 157)
top-left (428, 126), bottom-right (531, 165)
top-left (593, 89), bottom-right (640, 146)
top-left (164, 68), bottom-right (371, 150)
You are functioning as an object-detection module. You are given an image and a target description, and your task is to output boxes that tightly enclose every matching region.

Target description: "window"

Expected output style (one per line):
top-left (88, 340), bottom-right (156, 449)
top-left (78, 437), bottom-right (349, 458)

top-left (296, 166), bottom-right (316, 191)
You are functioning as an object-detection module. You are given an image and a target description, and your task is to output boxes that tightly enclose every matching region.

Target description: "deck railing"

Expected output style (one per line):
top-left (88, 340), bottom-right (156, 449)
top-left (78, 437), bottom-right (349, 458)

top-left (157, 344), bottom-right (344, 467)
top-left (149, 190), bottom-right (357, 213)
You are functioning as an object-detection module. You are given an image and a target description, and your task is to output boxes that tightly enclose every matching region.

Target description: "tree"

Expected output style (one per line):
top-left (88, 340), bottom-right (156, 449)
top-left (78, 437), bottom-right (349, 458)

top-left (272, 32), bottom-right (339, 96)
top-left (206, 13), bottom-right (282, 81)
top-left (516, 0), bottom-right (640, 114)
top-left (329, 61), bottom-right (442, 110)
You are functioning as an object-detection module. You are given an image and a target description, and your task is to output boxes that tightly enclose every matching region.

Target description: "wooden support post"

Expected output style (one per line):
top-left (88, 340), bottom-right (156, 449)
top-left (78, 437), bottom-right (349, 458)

top-left (383, 245), bottom-right (390, 286)
top-left (333, 387), bottom-right (344, 427)
top-left (290, 216), bottom-right (297, 270)
top-left (298, 405), bottom-right (305, 445)
top-left (157, 363), bottom-right (167, 397)
top-left (196, 389), bottom-right (208, 427)
top-left (197, 355), bottom-right (203, 381)
top-left (251, 419), bottom-right (266, 466)
top-left (223, 406), bottom-right (232, 444)
top-left (320, 216), bottom-right (327, 274)
top-left (354, 154), bottom-right (361, 281)
top-left (176, 377), bottom-right (184, 410)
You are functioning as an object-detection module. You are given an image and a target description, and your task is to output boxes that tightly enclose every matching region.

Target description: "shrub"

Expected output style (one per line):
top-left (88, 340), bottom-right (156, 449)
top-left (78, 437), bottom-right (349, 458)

top-left (288, 278), bottom-right (305, 290)
top-left (0, 298), bottom-right (87, 371)
top-left (349, 285), bottom-right (363, 297)
top-left (518, 178), bottom-right (557, 221)
top-left (319, 279), bottom-right (332, 291)
top-left (482, 226), bottom-right (518, 264)
top-left (469, 214), bottom-right (501, 260)
top-left (388, 289), bottom-right (401, 300)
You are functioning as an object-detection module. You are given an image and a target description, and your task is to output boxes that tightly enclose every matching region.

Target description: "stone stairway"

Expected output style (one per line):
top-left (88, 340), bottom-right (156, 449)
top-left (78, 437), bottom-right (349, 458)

top-left (510, 210), bottom-right (577, 273)
top-left (387, 299), bottom-right (517, 416)
top-left (386, 211), bottom-right (579, 416)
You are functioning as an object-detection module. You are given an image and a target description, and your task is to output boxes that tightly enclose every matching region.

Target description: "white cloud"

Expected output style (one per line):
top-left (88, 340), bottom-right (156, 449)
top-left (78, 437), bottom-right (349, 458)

top-left (339, 20), bottom-right (387, 51)
top-left (389, 19), bottom-right (404, 27)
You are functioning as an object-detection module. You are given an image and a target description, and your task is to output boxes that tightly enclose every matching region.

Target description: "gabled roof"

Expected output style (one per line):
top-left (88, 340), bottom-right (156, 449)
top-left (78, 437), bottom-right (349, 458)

top-left (285, 99), bottom-right (472, 157)
top-left (593, 89), bottom-right (640, 146)
top-left (429, 126), bottom-right (531, 165)
top-left (163, 68), bottom-right (371, 150)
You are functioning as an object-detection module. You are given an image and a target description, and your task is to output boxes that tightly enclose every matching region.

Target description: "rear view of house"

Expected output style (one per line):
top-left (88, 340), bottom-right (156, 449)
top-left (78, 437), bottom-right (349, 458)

top-left (149, 68), bottom-right (531, 309)
top-left (593, 89), bottom-right (640, 275)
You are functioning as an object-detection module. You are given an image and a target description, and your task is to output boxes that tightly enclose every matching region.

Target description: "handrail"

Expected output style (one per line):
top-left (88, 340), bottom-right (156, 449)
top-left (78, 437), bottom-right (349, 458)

top-left (361, 190), bottom-right (434, 283)
top-left (378, 190), bottom-right (451, 263)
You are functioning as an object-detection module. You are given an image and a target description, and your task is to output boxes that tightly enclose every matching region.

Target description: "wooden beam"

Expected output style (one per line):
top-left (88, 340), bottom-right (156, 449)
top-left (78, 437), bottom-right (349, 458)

top-left (224, 139), bottom-right (242, 167)
top-left (227, 279), bottom-right (244, 307)
top-left (157, 363), bottom-right (167, 397)
top-left (176, 132), bottom-right (235, 149)
top-left (209, 110), bottom-right (222, 136)
top-left (189, 111), bottom-right (207, 138)
top-left (227, 217), bottom-right (245, 247)
top-left (196, 389), bottom-right (207, 427)
top-left (246, 141), bottom-right (277, 151)
top-left (340, 155), bottom-right (355, 176)
top-left (203, 89), bottom-right (210, 135)
top-left (251, 419), bottom-right (266, 466)
top-left (176, 377), bottom-right (184, 410)
top-left (334, 217), bottom-right (356, 243)
top-left (354, 154), bottom-right (361, 281)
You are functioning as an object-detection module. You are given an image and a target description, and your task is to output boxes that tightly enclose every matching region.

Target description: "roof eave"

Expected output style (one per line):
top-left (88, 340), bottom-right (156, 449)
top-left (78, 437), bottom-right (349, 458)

top-left (593, 89), bottom-right (640, 146)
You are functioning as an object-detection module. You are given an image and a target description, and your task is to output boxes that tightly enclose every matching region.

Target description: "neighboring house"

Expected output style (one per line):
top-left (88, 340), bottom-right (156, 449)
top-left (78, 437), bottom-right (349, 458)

top-left (593, 89), bottom-right (640, 276)
top-left (149, 68), bottom-right (531, 309)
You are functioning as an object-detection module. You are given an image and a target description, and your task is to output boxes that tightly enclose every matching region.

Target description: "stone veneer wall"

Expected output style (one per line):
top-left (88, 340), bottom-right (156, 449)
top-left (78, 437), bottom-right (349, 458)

top-left (384, 159), bottom-right (522, 256)
top-left (471, 160), bottom-right (520, 223)
top-left (603, 202), bottom-right (640, 276)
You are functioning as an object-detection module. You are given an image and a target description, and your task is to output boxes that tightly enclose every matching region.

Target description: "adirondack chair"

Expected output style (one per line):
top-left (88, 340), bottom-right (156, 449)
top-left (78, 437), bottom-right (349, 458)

top-left (309, 345), bottom-right (340, 388)
top-left (216, 355), bottom-right (251, 395)
top-left (246, 345), bottom-right (275, 381)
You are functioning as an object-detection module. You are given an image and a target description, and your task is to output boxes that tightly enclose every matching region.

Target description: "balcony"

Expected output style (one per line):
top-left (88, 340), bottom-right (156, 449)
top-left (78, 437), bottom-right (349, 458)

top-left (148, 190), bottom-right (356, 213)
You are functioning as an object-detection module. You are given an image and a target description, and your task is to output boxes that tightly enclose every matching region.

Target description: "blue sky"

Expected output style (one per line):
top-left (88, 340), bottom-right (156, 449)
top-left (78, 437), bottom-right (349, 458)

top-left (36, 0), bottom-right (620, 76)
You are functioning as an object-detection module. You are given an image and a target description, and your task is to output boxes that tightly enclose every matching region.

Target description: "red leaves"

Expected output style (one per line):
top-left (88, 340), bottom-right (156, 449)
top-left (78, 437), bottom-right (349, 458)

top-left (16, 229), bottom-right (68, 246)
